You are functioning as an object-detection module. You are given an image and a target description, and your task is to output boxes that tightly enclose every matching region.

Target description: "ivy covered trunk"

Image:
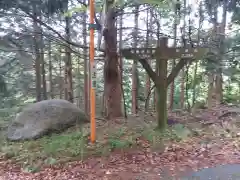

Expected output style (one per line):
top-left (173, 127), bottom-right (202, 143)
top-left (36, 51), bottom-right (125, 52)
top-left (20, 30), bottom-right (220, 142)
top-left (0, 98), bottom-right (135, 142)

top-left (103, 6), bottom-right (122, 119)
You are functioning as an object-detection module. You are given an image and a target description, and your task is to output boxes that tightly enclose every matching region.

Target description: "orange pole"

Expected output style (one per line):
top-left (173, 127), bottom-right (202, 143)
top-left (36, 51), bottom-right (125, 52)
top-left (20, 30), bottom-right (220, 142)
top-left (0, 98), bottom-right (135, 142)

top-left (89, 0), bottom-right (96, 143)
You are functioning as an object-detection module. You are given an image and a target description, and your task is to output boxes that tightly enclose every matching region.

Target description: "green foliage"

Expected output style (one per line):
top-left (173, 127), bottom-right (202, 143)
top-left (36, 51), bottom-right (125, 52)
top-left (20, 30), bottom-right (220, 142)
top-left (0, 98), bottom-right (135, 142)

top-left (107, 127), bottom-right (133, 150)
top-left (44, 157), bottom-right (58, 165)
top-left (171, 124), bottom-right (192, 140)
top-left (0, 129), bottom-right (87, 169)
top-left (231, 7), bottom-right (240, 24)
top-left (23, 165), bottom-right (41, 173)
top-left (42, 131), bottom-right (86, 157)
top-left (64, 0), bottom-right (168, 17)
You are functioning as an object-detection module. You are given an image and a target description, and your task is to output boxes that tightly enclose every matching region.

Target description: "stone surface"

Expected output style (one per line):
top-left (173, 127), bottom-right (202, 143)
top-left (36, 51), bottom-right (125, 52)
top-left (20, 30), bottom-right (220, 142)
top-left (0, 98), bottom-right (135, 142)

top-left (181, 164), bottom-right (240, 180)
top-left (7, 99), bottom-right (89, 141)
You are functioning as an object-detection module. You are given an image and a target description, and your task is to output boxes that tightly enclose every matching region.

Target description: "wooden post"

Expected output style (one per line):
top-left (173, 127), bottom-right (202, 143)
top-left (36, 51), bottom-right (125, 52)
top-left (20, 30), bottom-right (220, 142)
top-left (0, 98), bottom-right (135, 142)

top-left (121, 37), bottom-right (208, 129)
top-left (156, 37), bottom-right (168, 128)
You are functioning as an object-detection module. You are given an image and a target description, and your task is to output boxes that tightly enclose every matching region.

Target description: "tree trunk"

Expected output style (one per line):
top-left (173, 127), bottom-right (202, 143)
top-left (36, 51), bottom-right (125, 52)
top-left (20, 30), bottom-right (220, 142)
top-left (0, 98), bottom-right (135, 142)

top-left (185, 65), bottom-right (190, 110)
top-left (33, 5), bottom-right (42, 102)
top-left (48, 31), bottom-right (53, 99)
top-left (64, 11), bottom-right (74, 103)
top-left (180, 0), bottom-right (187, 109)
top-left (103, 6), bottom-right (122, 119)
top-left (153, 62), bottom-right (158, 111)
top-left (83, 10), bottom-right (89, 113)
top-left (215, 73), bottom-right (223, 104)
top-left (40, 25), bottom-right (47, 100)
top-left (59, 48), bottom-right (63, 99)
top-left (207, 73), bottom-right (215, 108)
top-left (154, 13), bottom-right (161, 111)
top-left (132, 5), bottom-right (139, 115)
top-left (215, 0), bottom-right (227, 104)
top-left (208, 2), bottom-right (218, 108)
top-left (118, 9), bottom-right (127, 117)
top-left (192, 61), bottom-right (198, 106)
top-left (192, 3), bottom-right (203, 107)
top-left (180, 69), bottom-right (185, 109)
top-left (169, 22), bottom-right (177, 110)
top-left (144, 7), bottom-right (152, 112)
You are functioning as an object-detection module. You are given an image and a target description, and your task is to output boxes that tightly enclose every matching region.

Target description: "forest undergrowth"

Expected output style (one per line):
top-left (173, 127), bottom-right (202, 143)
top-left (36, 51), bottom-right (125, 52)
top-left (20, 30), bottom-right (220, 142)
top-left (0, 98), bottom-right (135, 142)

top-left (0, 105), bottom-right (240, 179)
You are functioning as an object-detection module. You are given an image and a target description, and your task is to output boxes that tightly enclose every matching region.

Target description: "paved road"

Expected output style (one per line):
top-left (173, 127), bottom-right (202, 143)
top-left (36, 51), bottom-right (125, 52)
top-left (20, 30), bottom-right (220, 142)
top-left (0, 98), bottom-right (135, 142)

top-left (181, 164), bottom-right (240, 180)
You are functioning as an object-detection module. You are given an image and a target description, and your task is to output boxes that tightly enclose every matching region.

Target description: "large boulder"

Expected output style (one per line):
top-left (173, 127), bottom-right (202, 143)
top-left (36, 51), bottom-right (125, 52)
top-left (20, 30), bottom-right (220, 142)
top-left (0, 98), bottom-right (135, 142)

top-left (7, 99), bottom-right (89, 141)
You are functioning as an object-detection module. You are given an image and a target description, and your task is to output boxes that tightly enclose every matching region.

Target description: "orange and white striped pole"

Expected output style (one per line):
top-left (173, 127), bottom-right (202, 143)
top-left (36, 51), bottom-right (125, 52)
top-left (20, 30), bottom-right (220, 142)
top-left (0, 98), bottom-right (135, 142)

top-left (89, 0), bottom-right (96, 143)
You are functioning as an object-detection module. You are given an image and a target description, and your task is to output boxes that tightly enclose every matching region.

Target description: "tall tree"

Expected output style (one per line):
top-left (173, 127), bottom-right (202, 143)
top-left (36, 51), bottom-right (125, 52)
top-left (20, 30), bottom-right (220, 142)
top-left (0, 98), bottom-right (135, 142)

top-left (118, 9), bottom-right (127, 117)
top-left (192, 2), bottom-right (204, 106)
top-left (64, 0), bottom-right (74, 103)
top-left (169, 5), bottom-right (178, 110)
top-left (132, 5), bottom-right (139, 115)
top-left (40, 23), bottom-right (47, 100)
top-left (215, 0), bottom-right (227, 104)
top-left (180, 0), bottom-right (187, 109)
top-left (82, 6), bottom-right (89, 113)
top-left (144, 7), bottom-right (152, 112)
top-left (33, 4), bottom-right (42, 102)
top-left (206, 0), bottom-right (218, 108)
top-left (47, 18), bottom-right (54, 99)
top-left (103, 1), bottom-right (123, 119)
top-left (154, 10), bottom-right (161, 111)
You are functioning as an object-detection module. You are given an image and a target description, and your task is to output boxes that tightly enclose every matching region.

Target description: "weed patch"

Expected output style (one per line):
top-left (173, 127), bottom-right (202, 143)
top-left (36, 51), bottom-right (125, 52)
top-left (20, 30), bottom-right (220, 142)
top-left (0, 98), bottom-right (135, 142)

top-left (0, 118), bottom-right (195, 171)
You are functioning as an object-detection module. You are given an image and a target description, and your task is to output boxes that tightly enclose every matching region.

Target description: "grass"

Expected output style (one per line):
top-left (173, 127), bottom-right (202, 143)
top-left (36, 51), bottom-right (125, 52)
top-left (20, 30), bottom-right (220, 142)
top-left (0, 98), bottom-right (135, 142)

top-left (0, 113), bottom-right (196, 173)
top-left (2, 116), bottom-right (239, 174)
top-left (1, 105), bottom-right (240, 174)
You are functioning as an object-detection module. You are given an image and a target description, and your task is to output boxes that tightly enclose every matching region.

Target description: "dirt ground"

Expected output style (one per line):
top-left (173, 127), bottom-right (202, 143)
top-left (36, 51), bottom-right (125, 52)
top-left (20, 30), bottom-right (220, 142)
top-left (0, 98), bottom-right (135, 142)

top-left (0, 105), bottom-right (240, 180)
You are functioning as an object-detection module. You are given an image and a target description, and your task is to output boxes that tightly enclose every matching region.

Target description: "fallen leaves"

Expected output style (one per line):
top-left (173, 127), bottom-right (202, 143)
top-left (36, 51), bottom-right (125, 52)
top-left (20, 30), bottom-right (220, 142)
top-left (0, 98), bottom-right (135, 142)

top-left (1, 105), bottom-right (240, 179)
top-left (0, 137), bottom-right (239, 180)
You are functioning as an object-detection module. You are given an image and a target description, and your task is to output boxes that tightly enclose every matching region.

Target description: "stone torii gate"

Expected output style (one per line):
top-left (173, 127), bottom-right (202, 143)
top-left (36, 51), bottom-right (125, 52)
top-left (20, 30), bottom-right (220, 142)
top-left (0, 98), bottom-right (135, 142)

top-left (121, 36), bottom-right (208, 129)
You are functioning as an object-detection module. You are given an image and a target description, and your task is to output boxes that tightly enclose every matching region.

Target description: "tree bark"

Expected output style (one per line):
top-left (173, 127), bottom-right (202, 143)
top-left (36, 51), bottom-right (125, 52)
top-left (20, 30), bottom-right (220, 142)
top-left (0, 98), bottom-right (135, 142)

top-left (208, 1), bottom-right (218, 108)
top-left (169, 22), bottom-right (177, 110)
top-left (58, 48), bottom-right (63, 99)
top-left (207, 73), bottom-right (215, 108)
top-left (103, 7), bottom-right (122, 119)
top-left (118, 9), bottom-right (127, 117)
top-left (215, 0), bottom-right (227, 104)
top-left (180, 0), bottom-right (187, 109)
top-left (40, 25), bottom-right (47, 100)
top-left (33, 5), bottom-right (42, 102)
top-left (83, 10), bottom-right (89, 113)
top-left (132, 5), bottom-right (139, 115)
top-left (144, 8), bottom-right (152, 112)
top-left (192, 61), bottom-right (198, 106)
top-left (154, 13), bottom-right (161, 110)
top-left (48, 32), bottom-right (53, 99)
top-left (64, 10), bottom-right (74, 103)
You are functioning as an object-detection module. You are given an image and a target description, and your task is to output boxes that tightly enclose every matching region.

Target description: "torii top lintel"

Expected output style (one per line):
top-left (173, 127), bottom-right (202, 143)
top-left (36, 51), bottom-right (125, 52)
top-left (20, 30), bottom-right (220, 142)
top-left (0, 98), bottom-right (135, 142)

top-left (121, 37), bottom-right (209, 60)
